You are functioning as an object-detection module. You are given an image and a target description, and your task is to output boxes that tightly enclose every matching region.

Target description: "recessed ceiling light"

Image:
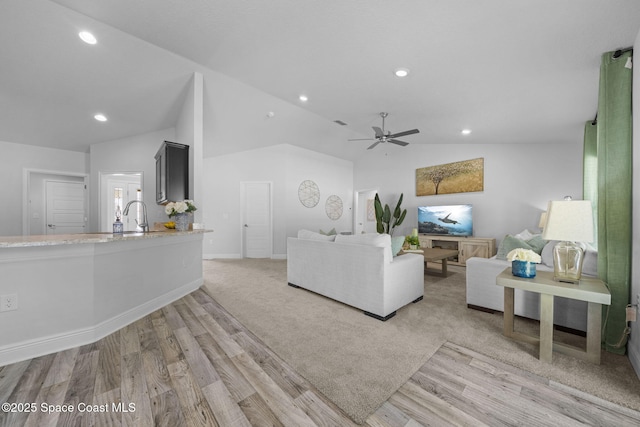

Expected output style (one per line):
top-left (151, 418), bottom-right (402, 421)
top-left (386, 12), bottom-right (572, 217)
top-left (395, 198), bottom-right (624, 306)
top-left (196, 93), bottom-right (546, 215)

top-left (79, 31), bottom-right (97, 45)
top-left (299, 94), bottom-right (308, 102)
top-left (94, 113), bottom-right (107, 122)
top-left (394, 68), bottom-right (410, 77)
top-left (461, 129), bottom-right (472, 135)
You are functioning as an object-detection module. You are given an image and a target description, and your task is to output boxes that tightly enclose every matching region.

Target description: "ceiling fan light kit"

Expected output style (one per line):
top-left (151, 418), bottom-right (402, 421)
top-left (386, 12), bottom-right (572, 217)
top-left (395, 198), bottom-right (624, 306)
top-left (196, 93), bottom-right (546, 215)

top-left (348, 112), bottom-right (420, 150)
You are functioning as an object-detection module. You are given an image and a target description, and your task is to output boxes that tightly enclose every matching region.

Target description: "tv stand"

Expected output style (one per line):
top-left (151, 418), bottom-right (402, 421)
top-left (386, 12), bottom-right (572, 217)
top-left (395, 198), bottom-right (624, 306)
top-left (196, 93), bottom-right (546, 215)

top-left (417, 235), bottom-right (496, 266)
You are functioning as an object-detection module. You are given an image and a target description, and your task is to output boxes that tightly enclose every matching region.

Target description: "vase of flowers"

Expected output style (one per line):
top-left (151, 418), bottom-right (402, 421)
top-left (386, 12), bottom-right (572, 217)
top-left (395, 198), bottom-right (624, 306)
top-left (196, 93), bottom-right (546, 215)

top-left (507, 248), bottom-right (541, 278)
top-left (165, 200), bottom-right (197, 231)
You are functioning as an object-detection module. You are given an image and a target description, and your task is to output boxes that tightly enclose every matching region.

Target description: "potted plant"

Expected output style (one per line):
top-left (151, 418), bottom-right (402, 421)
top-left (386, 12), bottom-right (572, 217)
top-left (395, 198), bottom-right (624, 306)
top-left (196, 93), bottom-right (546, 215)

top-left (405, 235), bottom-right (420, 250)
top-left (374, 193), bottom-right (407, 255)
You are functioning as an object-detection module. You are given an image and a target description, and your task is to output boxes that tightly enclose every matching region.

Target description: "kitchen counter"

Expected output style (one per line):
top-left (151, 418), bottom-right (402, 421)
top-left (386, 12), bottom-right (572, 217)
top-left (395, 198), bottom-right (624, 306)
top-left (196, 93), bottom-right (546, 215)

top-left (0, 229), bottom-right (209, 248)
top-left (0, 229), bottom-right (211, 366)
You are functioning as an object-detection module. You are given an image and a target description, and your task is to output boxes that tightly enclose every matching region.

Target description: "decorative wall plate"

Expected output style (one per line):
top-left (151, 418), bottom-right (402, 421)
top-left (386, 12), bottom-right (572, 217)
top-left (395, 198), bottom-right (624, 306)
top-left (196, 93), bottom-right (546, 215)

top-left (298, 180), bottom-right (320, 208)
top-left (325, 195), bottom-right (343, 220)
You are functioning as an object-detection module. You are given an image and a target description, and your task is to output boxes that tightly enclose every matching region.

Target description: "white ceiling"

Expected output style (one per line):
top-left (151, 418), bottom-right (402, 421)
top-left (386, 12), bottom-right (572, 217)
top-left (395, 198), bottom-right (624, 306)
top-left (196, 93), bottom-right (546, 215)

top-left (2, 0), bottom-right (640, 159)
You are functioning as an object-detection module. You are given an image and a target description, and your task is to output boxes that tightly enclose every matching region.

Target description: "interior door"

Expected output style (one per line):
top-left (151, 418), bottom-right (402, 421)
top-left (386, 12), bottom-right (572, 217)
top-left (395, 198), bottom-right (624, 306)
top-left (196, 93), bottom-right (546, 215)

top-left (45, 180), bottom-right (86, 235)
top-left (354, 189), bottom-right (378, 234)
top-left (242, 182), bottom-right (272, 258)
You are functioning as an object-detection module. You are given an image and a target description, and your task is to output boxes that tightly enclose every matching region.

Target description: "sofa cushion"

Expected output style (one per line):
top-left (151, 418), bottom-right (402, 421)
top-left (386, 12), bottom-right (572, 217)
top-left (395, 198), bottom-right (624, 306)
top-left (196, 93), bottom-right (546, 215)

top-left (298, 229), bottom-right (336, 241)
top-left (334, 233), bottom-right (392, 263)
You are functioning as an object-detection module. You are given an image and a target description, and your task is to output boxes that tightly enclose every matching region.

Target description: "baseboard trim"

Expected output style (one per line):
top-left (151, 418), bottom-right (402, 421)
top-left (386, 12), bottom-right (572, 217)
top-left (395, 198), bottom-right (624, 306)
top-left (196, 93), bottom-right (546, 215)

top-left (0, 279), bottom-right (202, 367)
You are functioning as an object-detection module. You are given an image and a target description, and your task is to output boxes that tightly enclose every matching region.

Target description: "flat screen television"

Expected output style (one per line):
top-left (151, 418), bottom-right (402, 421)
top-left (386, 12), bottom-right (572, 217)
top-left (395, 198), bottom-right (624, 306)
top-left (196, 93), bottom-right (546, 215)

top-left (418, 204), bottom-right (473, 236)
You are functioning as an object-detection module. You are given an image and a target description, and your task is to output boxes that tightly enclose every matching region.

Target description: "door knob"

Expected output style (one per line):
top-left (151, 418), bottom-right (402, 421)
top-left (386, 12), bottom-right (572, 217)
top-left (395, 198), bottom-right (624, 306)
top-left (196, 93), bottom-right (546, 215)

top-left (244, 224), bottom-right (248, 227)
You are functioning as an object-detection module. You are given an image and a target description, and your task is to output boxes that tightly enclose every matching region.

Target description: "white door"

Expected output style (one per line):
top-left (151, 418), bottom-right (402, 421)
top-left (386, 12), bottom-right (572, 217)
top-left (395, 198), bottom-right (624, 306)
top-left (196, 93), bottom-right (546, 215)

top-left (354, 189), bottom-right (378, 234)
top-left (103, 174), bottom-right (142, 232)
top-left (45, 181), bottom-right (86, 235)
top-left (242, 182), bottom-right (272, 258)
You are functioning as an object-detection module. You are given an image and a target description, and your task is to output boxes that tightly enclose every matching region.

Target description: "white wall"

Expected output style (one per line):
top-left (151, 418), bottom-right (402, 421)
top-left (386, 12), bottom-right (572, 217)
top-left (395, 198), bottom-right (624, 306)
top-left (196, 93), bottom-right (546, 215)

top-left (629, 29), bottom-right (640, 378)
top-left (176, 72), bottom-right (204, 224)
top-left (0, 140), bottom-right (88, 237)
top-left (354, 142), bottom-right (583, 243)
top-left (89, 128), bottom-right (176, 232)
top-left (202, 144), bottom-right (353, 258)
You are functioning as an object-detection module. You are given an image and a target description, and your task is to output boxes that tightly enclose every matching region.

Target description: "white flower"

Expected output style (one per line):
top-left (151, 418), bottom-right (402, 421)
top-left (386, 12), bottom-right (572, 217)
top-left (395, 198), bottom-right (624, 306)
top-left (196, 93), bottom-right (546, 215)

top-left (507, 248), bottom-right (541, 263)
top-left (165, 200), bottom-right (197, 217)
top-left (164, 202), bottom-right (175, 216)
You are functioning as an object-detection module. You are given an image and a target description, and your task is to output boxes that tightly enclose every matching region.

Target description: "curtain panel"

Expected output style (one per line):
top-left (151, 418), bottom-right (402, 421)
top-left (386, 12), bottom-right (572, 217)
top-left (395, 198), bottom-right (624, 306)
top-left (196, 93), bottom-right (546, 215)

top-left (595, 50), bottom-right (633, 354)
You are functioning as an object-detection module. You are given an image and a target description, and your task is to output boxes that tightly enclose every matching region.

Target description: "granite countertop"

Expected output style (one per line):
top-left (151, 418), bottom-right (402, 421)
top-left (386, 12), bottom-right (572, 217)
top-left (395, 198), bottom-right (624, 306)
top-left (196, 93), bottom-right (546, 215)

top-left (0, 229), bottom-right (211, 248)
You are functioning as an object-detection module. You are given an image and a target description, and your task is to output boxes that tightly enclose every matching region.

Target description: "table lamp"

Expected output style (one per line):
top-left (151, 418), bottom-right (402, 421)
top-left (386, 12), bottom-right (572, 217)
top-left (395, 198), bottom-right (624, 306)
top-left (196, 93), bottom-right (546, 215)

top-left (541, 197), bottom-right (594, 284)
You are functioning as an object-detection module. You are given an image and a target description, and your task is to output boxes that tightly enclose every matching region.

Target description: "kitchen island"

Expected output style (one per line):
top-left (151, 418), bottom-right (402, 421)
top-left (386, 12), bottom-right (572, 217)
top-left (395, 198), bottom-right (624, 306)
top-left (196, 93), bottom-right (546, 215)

top-left (0, 230), bottom-right (209, 366)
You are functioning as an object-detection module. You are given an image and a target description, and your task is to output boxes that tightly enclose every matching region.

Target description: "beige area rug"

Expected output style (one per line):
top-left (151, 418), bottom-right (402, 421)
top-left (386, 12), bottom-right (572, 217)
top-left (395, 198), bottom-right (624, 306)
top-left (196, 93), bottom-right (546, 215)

top-left (202, 259), bottom-right (640, 424)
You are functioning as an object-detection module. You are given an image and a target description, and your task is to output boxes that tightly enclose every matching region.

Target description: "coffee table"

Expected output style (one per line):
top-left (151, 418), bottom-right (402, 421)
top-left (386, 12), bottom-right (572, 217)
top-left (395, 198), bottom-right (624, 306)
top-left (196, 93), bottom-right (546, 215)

top-left (421, 247), bottom-right (459, 276)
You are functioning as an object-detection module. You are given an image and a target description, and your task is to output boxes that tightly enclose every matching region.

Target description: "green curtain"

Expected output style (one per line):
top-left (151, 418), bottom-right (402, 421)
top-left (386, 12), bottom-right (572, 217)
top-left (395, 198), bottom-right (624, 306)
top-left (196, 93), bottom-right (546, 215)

top-left (583, 120), bottom-right (598, 247)
top-left (595, 50), bottom-right (633, 354)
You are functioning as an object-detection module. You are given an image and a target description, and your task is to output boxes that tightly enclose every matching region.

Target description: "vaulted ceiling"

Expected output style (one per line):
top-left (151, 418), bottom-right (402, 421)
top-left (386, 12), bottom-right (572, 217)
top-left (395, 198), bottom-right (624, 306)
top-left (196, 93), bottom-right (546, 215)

top-left (2, 0), bottom-right (640, 159)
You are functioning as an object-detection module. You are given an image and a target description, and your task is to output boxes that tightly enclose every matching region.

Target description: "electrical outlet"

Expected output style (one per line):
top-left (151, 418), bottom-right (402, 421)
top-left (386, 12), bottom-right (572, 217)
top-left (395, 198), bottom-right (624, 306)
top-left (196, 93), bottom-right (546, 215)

top-left (0, 294), bottom-right (18, 312)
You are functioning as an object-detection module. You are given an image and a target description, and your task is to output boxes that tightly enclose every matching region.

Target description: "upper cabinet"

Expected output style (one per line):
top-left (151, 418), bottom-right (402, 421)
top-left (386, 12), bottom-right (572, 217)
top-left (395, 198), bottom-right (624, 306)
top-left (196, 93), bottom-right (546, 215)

top-left (155, 141), bottom-right (189, 204)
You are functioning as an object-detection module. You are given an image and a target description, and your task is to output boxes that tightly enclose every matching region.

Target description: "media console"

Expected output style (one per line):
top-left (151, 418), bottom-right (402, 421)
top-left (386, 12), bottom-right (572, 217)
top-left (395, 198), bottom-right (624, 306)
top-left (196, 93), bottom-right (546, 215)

top-left (417, 234), bottom-right (496, 266)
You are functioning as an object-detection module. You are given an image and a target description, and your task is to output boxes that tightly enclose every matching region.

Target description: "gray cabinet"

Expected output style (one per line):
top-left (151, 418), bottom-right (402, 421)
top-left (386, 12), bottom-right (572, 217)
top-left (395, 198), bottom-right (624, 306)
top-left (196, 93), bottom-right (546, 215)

top-left (155, 141), bottom-right (189, 204)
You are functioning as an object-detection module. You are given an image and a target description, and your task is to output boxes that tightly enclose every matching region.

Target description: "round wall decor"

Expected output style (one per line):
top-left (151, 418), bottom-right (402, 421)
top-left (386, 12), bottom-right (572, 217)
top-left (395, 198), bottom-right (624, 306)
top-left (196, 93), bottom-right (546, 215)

top-left (325, 195), bottom-right (343, 220)
top-left (298, 180), bottom-right (320, 208)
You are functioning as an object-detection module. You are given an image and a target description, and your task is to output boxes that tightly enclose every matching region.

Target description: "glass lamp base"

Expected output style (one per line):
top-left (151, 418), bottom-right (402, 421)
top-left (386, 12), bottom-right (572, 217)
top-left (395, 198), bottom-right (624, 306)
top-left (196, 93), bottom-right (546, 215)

top-left (552, 241), bottom-right (584, 283)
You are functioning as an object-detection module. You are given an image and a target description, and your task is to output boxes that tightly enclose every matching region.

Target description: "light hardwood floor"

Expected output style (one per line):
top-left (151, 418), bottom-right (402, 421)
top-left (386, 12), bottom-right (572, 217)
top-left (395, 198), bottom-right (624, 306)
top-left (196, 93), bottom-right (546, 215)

top-left (1, 287), bottom-right (639, 427)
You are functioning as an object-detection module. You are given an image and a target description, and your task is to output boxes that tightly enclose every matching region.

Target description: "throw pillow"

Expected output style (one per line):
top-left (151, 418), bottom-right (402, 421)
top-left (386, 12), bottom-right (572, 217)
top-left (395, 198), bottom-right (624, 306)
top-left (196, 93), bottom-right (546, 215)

top-left (527, 234), bottom-right (547, 254)
top-left (514, 229), bottom-right (535, 241)
top-left (496, 235), bottom-right (535, 260)
top-left (319, 228), bottom-right (337, 236)
top-left (297, 229), bottom-right (336, 241)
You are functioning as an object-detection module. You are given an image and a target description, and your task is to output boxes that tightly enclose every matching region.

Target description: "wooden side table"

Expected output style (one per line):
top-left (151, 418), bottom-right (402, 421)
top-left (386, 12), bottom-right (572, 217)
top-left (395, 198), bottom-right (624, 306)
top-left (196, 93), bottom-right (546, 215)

top-left (496, 268), bottom-right (611, 364)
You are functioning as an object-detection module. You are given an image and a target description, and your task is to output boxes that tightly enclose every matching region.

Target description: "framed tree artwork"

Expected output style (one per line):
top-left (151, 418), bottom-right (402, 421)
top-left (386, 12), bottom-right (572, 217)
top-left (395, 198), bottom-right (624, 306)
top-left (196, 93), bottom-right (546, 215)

top-left (416, 158), bottom-right (484, 196)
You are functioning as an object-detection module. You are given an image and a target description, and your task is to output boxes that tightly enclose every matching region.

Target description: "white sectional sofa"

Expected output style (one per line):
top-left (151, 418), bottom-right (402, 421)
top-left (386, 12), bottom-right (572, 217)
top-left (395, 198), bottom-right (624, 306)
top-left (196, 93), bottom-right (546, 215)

top-left (287, 230), bottom-right (424, 321)
top-left (466, 231), bottom-right (598, 332)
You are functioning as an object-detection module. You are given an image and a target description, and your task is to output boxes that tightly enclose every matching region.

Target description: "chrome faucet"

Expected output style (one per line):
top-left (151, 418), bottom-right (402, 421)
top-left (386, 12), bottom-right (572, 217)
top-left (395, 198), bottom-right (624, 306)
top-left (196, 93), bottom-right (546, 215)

top-left (123, 200), bottom-right (149, 232)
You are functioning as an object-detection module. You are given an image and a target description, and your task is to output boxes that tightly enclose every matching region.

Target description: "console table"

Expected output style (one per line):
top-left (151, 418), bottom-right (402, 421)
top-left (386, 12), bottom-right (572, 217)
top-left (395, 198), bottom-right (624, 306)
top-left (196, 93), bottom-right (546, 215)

top-left (496, 268), bottom-right (610, 364)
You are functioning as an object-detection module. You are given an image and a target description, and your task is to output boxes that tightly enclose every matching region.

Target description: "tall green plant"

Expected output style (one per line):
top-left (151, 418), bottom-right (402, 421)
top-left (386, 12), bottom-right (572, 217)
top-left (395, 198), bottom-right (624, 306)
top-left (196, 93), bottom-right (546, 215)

top-left (374, 193), bottom-right (407, 236)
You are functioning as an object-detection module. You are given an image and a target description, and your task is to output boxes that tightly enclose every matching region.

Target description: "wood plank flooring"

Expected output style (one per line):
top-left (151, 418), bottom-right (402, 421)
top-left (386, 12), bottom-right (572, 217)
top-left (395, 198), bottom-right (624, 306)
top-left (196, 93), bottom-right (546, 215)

top-left (1, 287), bottom-right (639, 427)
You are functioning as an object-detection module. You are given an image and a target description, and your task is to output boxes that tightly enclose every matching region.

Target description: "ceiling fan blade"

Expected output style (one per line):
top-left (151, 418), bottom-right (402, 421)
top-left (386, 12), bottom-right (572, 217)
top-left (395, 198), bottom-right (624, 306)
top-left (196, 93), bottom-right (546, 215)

top-left (389, 139), bottom-right (409, 146)
top-left (372, 126), bottom-right (384, 138)
top-left (367, 141), bottom-right (381, 150)
top-left (348, 138), bottom-right (375, 141)
top-left (387, 129), bottom-right (420, 139)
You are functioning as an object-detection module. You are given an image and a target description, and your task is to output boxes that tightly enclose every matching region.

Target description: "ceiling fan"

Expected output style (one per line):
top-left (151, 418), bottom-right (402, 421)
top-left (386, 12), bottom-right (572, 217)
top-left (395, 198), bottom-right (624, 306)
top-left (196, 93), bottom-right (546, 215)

top-left (349, 112), bottom-right (420, 150)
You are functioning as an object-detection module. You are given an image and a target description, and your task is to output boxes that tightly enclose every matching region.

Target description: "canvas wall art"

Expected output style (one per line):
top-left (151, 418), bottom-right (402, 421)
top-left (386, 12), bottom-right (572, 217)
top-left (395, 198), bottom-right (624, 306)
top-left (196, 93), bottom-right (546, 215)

top-left (416, 158), bottom-right (484, 196)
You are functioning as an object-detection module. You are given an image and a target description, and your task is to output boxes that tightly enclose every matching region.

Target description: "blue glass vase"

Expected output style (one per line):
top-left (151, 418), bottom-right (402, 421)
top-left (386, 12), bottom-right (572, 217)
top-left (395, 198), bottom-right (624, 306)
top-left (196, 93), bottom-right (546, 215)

top-left (512, 260), bottom-right (536, 278)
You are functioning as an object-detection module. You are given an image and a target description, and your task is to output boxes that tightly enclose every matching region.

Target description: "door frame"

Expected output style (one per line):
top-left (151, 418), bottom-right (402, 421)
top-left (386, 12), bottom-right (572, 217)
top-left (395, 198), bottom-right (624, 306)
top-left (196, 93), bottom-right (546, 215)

top-left (23, 168), bottom-right (89, 236)
top-left (353, 188), bottom-right (378, 235)
top-left (240, 181), bottom-right (273, 259)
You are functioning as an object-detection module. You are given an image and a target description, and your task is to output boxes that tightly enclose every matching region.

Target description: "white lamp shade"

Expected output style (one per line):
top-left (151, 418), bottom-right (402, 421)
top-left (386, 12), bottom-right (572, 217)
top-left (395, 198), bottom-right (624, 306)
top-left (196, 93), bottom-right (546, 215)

top-left (542, 200), bottom-right (594, 242)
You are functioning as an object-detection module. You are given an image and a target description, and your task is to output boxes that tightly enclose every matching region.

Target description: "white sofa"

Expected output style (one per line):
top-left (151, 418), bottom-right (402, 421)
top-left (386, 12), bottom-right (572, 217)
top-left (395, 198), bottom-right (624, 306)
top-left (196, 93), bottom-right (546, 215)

top-left (287, 231), bottom-right (424, 321)
top-left (466, 233), bottom-right (598, 332)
